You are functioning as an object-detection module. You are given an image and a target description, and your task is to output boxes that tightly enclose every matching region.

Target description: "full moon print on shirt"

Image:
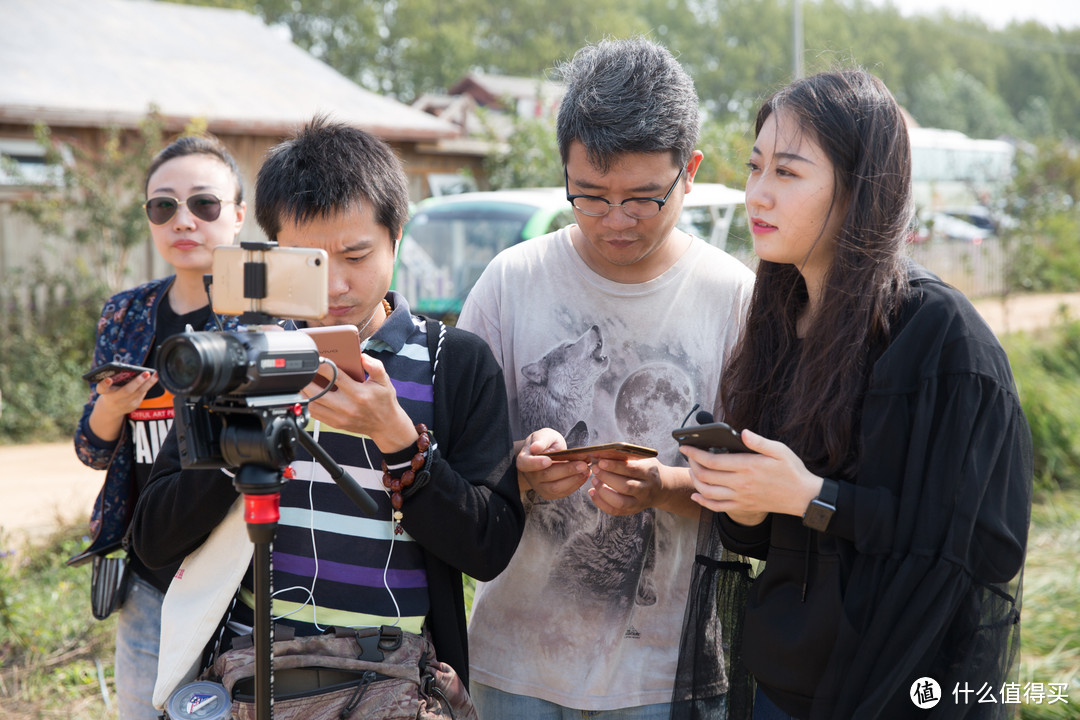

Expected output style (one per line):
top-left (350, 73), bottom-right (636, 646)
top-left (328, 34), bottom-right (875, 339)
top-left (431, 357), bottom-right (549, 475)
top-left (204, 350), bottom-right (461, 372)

top-left (615, 363), bottom-right (693, 451)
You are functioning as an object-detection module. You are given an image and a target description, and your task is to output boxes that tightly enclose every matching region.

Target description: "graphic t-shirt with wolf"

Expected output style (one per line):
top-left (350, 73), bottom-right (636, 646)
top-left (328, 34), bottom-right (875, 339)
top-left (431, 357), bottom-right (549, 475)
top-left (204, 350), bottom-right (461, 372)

top-left (459, 227), bottom-right (755, 710)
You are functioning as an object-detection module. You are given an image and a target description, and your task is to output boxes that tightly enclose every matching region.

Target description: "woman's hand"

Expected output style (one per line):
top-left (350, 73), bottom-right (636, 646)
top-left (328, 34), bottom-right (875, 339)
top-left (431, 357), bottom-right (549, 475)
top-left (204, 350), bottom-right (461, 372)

top-left (682, 429), bottom-right (824, 525)
top-left (87, 371), bottom-right (158, 442)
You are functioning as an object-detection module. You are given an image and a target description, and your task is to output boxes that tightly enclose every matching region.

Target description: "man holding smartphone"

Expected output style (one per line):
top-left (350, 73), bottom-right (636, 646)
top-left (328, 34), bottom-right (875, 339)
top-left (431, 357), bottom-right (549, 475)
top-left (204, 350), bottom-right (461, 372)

top-left (130, 118), bottom-right (524, 712)
top-left (458, 38), bottom-right (755, 720)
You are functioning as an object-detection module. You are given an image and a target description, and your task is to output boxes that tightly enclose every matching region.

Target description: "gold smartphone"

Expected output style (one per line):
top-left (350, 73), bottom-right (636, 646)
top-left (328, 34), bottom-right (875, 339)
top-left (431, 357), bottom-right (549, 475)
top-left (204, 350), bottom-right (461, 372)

top-left (540, 442), bottom-right (658, 462)
top-left (211, 245), bottom-right (329, 321)
top-left (299, 325), bottom-right (366, 381)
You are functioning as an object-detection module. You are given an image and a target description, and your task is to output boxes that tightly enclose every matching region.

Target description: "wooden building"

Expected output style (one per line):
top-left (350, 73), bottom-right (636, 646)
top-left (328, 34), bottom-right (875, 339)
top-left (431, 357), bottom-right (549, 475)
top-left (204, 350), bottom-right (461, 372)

top-left (0, 0), bottom-right (484, 287)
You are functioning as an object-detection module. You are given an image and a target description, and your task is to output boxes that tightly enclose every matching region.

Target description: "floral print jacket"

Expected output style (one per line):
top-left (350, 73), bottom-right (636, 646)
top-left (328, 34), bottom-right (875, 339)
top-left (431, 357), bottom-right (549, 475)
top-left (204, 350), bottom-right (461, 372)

top-left (70, 276), bottom-right (238, 562)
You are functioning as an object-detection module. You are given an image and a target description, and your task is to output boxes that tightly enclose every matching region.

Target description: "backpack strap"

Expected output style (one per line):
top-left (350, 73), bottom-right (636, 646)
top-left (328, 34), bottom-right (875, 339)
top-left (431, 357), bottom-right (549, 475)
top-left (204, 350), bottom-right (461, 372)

top-left (424, 318), bottom-right (445, 386)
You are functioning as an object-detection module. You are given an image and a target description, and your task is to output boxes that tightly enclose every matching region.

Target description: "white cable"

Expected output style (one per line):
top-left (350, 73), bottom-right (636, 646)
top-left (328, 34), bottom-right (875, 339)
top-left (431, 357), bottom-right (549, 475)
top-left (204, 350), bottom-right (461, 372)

top-left (361, 437), bottom-right (402, 628)
top-left (265, 420), bottom-right (402, 631)
top-left (269, 421), bottom-right (323, 630)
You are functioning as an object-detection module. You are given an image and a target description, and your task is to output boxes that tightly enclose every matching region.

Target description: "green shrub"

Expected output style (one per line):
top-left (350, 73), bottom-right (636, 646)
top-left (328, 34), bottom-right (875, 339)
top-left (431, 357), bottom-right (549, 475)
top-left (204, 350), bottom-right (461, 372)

top-left (1003, 138), bottom-right (1080, 295)
top-left (1003, 316), bottom-right (1080, 494)
top-left (0, 269), bottom-right (104, 443)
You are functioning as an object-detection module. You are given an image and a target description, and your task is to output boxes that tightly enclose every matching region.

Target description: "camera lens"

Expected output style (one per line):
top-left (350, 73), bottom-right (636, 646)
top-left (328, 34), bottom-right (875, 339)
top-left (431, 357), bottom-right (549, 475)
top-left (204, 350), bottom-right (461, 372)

top-left (159, 333), bottom-right (242, 396)
top-left (163, 342), bottom-right (201, 389)
top-left (159, 330), bottom-right (320, 398)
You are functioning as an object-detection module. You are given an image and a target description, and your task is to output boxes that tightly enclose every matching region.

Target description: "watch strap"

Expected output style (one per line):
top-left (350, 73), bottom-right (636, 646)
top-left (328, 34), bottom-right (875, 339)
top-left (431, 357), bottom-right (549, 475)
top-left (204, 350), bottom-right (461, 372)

top-left (817, 477), bottom-right (839, 506)
top-left (802, 477), bottom-right (839, 531)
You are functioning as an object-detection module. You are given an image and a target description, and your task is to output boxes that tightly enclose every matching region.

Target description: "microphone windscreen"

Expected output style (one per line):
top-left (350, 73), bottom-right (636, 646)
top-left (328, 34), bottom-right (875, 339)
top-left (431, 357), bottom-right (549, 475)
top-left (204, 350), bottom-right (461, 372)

top-left (695, 410), bottom-right (715, 425)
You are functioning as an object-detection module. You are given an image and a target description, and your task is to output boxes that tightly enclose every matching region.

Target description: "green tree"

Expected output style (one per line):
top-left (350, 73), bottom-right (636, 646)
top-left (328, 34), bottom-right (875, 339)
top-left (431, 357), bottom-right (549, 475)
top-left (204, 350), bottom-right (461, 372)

top-left (245, 0), bottom-right (646, 102)
top-left (1002, 138), bottom-right (1080, 293)
top-left (909, 70), bottom-right (1021, 139)
top-left (180, 0), bottom-right (1080, 141)
top-left (697, 115), bottom-right (753, 188)
top-left (482, 113), bottom-right (562, 191)
top-left (12, 112), bottom-right (166, 295)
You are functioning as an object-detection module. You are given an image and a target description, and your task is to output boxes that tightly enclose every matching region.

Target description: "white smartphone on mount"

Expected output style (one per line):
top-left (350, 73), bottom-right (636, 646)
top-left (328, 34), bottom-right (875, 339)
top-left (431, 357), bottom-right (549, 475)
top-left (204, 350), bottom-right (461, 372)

top-left (211, 244), bottom-right (329, 321)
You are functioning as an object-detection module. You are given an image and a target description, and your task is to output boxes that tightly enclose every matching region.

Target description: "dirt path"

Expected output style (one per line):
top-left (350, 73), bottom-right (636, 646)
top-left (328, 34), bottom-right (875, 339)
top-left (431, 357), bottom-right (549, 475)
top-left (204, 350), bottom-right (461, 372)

top-left (0, 441), bottom-right (101, 546)
top-left (2, 291), bottom-right (1078, 545)
top-left (971, 291), bottom-right (1080, 335)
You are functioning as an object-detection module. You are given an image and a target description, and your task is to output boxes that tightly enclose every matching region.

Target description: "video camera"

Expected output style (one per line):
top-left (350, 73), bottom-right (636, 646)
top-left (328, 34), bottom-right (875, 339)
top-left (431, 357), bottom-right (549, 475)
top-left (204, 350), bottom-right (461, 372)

top-left (154, 242), bottom-right (324, 469)
top-left (159, 329), bottom-right (321, 470)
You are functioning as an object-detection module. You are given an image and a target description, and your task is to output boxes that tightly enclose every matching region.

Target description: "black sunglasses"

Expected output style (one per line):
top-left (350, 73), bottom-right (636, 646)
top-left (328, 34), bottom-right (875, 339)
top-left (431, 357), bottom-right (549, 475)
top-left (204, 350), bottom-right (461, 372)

top-left (143, 193), bottom-right (235, 225)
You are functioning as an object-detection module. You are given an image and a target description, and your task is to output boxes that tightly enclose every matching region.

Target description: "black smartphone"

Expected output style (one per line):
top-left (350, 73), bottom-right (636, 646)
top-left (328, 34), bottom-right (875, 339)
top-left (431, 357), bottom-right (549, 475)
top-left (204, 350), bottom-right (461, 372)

top-left (671, 422), bottom-right (753, 454)
top-left (82, 361), bottom-right (154, 387)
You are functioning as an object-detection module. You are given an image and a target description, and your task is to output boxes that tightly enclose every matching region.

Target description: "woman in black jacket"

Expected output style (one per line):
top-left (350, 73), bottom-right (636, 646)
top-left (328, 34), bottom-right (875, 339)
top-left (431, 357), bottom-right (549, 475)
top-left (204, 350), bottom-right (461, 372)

top-left (682, 70), bottom-right (1032, 719)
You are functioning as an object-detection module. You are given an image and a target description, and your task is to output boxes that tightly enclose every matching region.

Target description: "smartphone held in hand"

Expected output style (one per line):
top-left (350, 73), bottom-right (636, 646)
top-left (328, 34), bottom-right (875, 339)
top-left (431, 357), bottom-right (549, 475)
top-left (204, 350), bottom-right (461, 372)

top-left (82, 362), bottom-right (154, 387)
top-left (671, 422), bottom-right (753, 454)
top-left (540, 442), bottom-right (658, 462)
top-left (299, 325), bottom-right (366, 381)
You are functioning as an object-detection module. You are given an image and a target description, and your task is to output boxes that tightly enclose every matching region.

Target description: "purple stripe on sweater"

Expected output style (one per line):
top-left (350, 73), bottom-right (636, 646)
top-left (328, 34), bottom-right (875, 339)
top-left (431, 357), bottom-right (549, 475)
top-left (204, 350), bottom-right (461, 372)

top-left (389, 378), bottom-right (434, 403)
top-left (274, 552), bottom-right (428, 588)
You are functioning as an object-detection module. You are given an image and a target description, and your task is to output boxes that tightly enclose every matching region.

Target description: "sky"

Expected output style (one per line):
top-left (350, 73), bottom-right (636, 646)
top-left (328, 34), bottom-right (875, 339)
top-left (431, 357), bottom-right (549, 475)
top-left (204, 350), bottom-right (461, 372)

top-left (869, 0), bottom-right (1080, 30)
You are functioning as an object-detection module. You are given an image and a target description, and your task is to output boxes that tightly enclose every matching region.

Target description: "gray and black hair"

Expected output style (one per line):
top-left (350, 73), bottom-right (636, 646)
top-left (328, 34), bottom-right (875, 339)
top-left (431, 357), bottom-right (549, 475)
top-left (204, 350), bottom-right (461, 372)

top-left (555, 37), bottom-right (700, 172)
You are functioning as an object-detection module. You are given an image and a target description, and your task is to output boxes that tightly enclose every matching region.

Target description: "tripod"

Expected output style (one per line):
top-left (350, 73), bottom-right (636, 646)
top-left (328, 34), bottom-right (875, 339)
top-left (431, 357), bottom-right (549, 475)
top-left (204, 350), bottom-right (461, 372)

top-left (227, 403), bottom-right (377, 720)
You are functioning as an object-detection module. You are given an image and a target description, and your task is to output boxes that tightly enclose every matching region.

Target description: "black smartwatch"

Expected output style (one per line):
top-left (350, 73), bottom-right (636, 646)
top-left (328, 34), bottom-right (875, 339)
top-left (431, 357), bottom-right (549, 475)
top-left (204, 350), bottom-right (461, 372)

top-left (802, 478), bottom-right (839, 532)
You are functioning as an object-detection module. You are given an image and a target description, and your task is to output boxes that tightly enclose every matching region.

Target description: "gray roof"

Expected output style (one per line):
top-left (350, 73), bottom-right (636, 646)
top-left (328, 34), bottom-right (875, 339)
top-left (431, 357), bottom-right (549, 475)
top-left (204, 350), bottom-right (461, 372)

top-left (0, 0), bottom-right (457, 141)
top-left (452, 73), bottom-right (566, 103)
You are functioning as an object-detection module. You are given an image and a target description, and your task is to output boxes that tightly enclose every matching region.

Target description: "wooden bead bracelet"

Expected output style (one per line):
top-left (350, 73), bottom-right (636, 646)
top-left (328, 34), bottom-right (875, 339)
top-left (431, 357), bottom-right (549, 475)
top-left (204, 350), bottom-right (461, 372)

top-left (381, 423), bottom-right (432, 534)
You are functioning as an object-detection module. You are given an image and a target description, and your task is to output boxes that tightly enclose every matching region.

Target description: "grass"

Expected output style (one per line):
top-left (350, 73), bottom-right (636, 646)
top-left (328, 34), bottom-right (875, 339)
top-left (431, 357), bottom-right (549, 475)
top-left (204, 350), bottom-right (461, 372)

top-left (0, 524), bottom-right (117, 719)
top-left (1, 493), bottom-right (1076, 720)
top-left (1019, 491), bottom-right (1080, 719)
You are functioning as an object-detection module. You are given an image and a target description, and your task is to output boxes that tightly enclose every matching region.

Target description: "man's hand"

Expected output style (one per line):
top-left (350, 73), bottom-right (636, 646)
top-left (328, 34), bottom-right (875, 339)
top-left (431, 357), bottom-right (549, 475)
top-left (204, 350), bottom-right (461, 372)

top-left (516, 428), bottom-right (590, 500)
top-left (589, 459), bottom-right (700, 518)
top-left (303, 353), bottom-right (417, 453)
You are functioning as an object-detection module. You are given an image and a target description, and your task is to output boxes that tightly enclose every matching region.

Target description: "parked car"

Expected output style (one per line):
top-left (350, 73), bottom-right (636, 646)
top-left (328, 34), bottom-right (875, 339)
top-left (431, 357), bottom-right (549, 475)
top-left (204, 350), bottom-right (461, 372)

top-left (910, 212), bottom-right (991, 245)
top-left (393, 189), bottom-right (573, 318)
top-left (675, 183), bottom-right (747, 249)
top-left (393, 184), bottom-right (745, 318)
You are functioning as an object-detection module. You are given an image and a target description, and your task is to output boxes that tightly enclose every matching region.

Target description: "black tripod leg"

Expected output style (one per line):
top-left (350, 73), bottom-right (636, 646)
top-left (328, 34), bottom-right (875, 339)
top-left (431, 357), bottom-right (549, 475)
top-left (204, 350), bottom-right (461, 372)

top-left (235, 465), bottom-right (284, 720)
top-left (253, 539), bottom-right (274, 720)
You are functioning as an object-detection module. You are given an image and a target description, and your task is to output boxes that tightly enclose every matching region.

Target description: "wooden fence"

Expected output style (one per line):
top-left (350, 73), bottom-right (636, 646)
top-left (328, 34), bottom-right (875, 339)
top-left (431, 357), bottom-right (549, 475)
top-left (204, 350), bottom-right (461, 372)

top-left (0, 236), bottom-right (1013, 337)
top-left (0, 280), bottom-right (80, 336)
top-left (906, 238), bottom-right (1007, 298)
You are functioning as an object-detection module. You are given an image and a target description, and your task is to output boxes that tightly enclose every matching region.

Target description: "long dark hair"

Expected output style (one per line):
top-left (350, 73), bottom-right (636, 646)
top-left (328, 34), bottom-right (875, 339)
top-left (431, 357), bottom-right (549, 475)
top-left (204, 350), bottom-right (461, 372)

top-left (722, 70), bottom-right (913, 479)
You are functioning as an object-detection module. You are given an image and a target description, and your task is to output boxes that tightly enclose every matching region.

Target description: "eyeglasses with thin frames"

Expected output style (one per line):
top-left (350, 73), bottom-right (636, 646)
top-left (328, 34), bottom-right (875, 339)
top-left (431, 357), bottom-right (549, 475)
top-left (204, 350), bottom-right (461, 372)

top-left (143, 193), bottom-right (236, 225)
top-left (565, 166), bottom-right (685, 219)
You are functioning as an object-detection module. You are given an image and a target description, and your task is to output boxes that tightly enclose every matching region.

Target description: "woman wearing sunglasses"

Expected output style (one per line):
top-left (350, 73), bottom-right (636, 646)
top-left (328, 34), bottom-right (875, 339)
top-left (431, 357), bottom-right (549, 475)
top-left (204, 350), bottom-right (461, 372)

top-left (73, 134), bottom-right (246, 720)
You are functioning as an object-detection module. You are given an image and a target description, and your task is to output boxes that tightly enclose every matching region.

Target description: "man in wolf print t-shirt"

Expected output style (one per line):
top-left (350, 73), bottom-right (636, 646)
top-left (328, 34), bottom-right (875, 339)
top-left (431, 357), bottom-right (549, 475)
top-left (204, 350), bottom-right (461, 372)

top-left (458, 37), bottom-right (755, 719)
